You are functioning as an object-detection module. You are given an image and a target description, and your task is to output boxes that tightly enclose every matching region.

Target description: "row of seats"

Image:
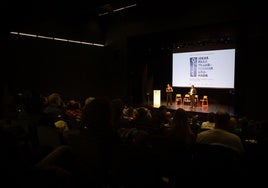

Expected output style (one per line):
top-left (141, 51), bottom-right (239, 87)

top-left (175, 94), bottom-right (208, 107)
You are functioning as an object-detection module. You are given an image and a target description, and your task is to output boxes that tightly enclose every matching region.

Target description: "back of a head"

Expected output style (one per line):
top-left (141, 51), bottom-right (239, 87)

top-left (170, 108), bottom-right (196, 145)
top-left (207, 112), bottom-right (216, 123)
top-left (84, 97), bottom-right (95, 106)
top-left (159, 105), bottom-right (167, 112)
top-left (80, 97), bottom-right (111, 129)
top-left (215, 109), bottom-right (230, 130)
top-left (157, 105), bottom-right (168, 116)
top-left (229, 116), bottom-right (238, 129)
top-left (136, 107), bottom-right (149, 119)
top-left (111, 98), bottom-right (124, 112)
top-left (172, 108), bottom-right (188, 128)
top-left (48, 93), bottom-right (62, 106)
top-left (111, 98), bottom-right (125, 122)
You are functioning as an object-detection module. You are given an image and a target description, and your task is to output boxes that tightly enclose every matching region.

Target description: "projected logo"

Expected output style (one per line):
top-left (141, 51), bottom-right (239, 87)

top-left (190, 57), bottom-right (197, 77)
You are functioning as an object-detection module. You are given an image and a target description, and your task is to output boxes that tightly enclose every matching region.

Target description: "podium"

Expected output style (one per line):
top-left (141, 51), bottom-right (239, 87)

top-left (153, 90), bottom-right (161, 107)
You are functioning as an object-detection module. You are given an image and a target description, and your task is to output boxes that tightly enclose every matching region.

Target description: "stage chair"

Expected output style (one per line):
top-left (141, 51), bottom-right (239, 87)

top-left (183, 94), bottom-right (190, 105)
top-left (194, 94), bottom-right (199, 106)
top-left (175, 94), bottom-right (182, 105)
top-left (201, 95), bottom-right (208, 107)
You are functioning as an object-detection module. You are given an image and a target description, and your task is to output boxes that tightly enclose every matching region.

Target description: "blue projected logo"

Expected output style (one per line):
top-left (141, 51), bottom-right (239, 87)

top-left (190, 57), bottom-right (197, 77)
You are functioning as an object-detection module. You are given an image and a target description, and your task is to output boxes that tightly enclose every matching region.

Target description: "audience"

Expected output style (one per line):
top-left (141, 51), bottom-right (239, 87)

top-left (152, 105), bottom-right (172, 127)
top-left (110, 98), bottom-right (130, 129)
top-left (196, 109), bottom-right (244, 154)
top-left (43, 92), bottom-right (66, 125)
top-left (62, 97), bottom-right (122, 187)
top-left (166, 108), bottom-right (196, 146)
top-left (200, 112), bottom-right (215, 130)
top-left (229, 116), bottom-right (242, 137)
top-left (1, 90), bottom-right (268, 186)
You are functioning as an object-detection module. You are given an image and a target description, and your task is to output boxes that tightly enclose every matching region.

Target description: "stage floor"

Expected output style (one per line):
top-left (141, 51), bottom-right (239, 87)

top-left (150, 101), bottom-right (235, 116)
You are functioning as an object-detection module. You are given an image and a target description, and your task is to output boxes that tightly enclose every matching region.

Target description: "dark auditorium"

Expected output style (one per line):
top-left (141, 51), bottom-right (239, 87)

top-left (1, 0), bottom-right (268, 187)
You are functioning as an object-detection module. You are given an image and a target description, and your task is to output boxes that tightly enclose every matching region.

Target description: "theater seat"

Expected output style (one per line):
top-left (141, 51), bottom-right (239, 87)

top-left (201, 95), bottom-right (208, 107)
top-left (175, 94), bottom-right (182, 105)
top-left (183, 94), bottom-right (190, 105)
top-left (195, 94), bottom-right (199, 106)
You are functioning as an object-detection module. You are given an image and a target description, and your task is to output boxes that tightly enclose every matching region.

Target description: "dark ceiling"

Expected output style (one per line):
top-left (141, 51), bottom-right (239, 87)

top-left (4, 0), bottom-right (142, 42)
top-left (5, 0), bottom-right (162, 41)
top-left (7, 1), bottom-right (233, 30)
top-left (4, 0), bottom-right (267, 44)
top-left (6, 0), bottom-right (150, 29)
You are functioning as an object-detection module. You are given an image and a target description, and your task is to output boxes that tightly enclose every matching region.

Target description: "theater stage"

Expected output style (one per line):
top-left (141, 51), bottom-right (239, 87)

top-left (150, 101), bottom-right (235, 117)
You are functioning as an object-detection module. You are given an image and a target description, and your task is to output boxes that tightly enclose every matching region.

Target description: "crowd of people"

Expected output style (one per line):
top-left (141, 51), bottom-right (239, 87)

top-left (0, 90), bottom-right (267, 187)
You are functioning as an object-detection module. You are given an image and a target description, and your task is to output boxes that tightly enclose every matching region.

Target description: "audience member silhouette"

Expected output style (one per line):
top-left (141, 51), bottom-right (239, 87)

top-left (16, 90), bottom-right (46, 156)
top-left (131, 106), bottom-right (153, 130)
top-left (110, 98), bottom-right (130, 129)
top-left (152, 105), bottom-right (172, 127)
top-left (43, 92), bottom-right (66, 125)
top-left (229, 116), bottom-right (242, 137)
top-left (200, 112), bottom-right (215, 130)
top-left (166, 108), bottom-right (196, 146)
top-left (63, 97), bottom-right (121, 187)
top-left (196, 109), bottom-right (244, 154)
top-left (154, 108), bottom-right (196, 183)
